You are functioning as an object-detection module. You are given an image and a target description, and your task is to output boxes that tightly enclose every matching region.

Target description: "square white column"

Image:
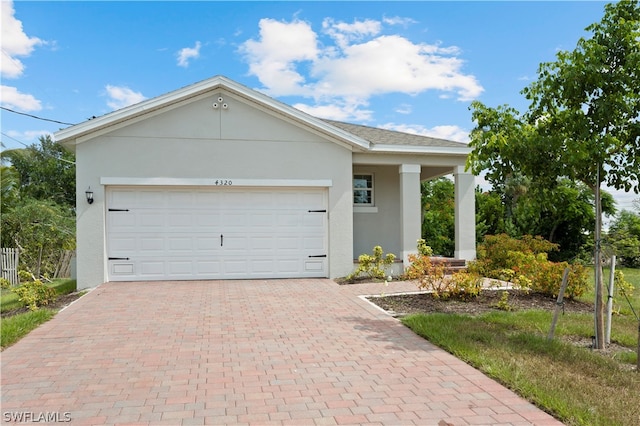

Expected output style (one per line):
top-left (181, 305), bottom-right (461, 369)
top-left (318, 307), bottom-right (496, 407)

top-left (454, 166), bottom-right (476, 261)
top-left (399, 164), bottom-right (422, 267)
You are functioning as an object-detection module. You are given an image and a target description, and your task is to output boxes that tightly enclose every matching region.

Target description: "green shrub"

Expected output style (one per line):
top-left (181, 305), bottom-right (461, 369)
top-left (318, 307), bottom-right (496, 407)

top-left (475, 234), bottom-right (558, 276)
top-left (448, 271), bottom-right (483, 300)
top-left (347, 246), bottom-right (396, 282)
top-left (417, 239), bottom-right (434, 256)
top-left (12, 279), bottom-right (57, 311)
top-left (0, 277), bottom-right (11, 290)
top-left (472, 234), bottom-right (588, 299)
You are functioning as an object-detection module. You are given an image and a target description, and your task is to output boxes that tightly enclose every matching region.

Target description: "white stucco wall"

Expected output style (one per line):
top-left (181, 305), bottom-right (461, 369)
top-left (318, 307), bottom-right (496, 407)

top-left (73, 90), bottom-right (354, 289)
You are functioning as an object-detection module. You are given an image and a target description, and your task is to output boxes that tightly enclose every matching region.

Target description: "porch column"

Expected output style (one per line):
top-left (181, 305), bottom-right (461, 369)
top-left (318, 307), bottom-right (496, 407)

top-left (399, 164), bottom-right (421, 267)
top-left (454, 166), bottom-right (476, 261)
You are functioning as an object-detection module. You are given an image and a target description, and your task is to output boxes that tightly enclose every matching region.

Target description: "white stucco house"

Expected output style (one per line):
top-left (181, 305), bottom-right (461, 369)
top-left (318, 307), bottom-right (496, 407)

top-left (55, 75), bottom-right (475, 289)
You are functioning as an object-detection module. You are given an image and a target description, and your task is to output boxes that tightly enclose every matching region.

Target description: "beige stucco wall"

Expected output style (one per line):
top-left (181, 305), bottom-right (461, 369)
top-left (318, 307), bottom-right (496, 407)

top-left (352, 165), bottom-right (402, 258)
top-left (74, 90), bottom-right (354, 289)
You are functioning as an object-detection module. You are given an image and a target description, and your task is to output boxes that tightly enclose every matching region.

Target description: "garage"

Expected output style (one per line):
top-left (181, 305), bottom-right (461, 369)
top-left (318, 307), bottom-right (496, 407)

top-left (106, 186), bottom-right (328, 281)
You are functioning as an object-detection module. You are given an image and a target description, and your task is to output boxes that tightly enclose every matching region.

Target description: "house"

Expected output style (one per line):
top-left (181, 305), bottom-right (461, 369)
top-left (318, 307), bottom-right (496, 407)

top-left (55, 75), bottom-right (475, 289)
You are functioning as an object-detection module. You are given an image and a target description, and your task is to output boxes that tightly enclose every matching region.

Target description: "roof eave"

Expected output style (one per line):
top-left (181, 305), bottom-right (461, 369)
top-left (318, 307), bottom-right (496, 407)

top-left (369, 144), bottom-right (472, 155)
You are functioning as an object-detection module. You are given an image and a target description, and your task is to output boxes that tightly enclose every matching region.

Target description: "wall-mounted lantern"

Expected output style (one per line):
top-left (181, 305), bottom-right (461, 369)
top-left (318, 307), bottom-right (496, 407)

top-left (85, 187), bottom-right (94, 204)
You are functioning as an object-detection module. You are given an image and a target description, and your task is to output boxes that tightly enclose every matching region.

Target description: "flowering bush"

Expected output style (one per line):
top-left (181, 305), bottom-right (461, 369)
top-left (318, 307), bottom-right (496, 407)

top-left (12, 279), bottom-right (57, 311)
top-left (405, 240), bottom-right (482, 300)
top-left (346, 246), bottom-right (396, 282)
top-left (472, 234), bottom-right (588, 298)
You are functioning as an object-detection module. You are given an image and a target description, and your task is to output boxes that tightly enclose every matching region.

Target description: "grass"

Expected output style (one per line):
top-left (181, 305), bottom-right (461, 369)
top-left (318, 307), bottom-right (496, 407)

top-left (1, 309), bottom-right (56, 349)
top-left (1, 278), bottom-right (77, 314)
top-left (1, 279), bottom-right (77, 349)
top-left (401, 267), bottom-right (640, 426)
top-left (580, 266), bottom-right (640, 318)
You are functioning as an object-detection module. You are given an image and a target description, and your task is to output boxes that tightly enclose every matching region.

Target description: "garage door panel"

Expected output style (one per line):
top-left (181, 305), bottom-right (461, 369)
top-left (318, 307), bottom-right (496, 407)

top-left (196, 260), bottom-right (222, 274)
top-left (168, 261), bottom-right (193, 275)
top-left (109, 236), bottom-right (136, 252)
top-left (196, 212), bottom-right (221, 227)
top-left (140, 261), bottom-right (165, 276)
top-left (277, 237), bottom-right (299, 250)
top-left (168, 237), bottom-right (193, 251)
top-left (107, 187), bottom-right (327, 281)
top-left (141, 237), bottom-right (164, 251)
top-left (168, 212), bottom-right (193, 227)
top-left (139, 212), bottom-right (165, 227)
top-left (303, 236), bottom-right (324, 250)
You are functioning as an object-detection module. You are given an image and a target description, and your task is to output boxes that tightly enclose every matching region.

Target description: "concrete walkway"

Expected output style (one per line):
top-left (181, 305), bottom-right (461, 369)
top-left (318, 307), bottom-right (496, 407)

top-left (1, 280), bottom-right (562, 425)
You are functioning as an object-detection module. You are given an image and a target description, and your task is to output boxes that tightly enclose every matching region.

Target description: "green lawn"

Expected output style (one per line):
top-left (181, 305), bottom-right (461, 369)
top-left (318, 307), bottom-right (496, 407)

top-left (1, 279), bottom-right (77, 349)
top-left (402, 267), bottom-right (640, 426)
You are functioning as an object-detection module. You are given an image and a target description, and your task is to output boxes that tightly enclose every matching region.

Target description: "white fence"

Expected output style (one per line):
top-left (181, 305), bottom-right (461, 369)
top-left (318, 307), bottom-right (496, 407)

top-left (1, 248), bottom-right (75, 285)
top-left (1, 248), bottom-right (19, 286)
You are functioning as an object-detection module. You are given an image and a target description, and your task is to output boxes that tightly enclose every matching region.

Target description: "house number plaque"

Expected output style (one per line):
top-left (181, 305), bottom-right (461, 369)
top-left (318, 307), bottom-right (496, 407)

top-left (214, 179), bottom-right (233, 186)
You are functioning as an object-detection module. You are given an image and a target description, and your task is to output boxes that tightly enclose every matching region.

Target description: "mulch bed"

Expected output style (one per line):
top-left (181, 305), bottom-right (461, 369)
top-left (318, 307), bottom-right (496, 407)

top-left (367, 289), bottom-right (594, 317)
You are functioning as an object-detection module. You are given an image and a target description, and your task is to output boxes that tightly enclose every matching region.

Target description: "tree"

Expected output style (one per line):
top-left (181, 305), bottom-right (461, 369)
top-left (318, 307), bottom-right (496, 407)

top-left (1, 135), bottom-right (76, 209)
top-left (421, 178), bottom-right (455, 256)
top-left (1, 197), bottom-right (76, 278)
top-left (1, 165), bottom-right (20, 213)
top-left (607, 209), bottom-right (640, 268)
top-left (475, 189), bottom-right (506, 241)
top-left (469, 1), bottom-right (640, 348)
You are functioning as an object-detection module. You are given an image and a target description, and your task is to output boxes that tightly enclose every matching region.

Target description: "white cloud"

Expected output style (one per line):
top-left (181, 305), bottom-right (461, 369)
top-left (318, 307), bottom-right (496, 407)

top-left (381, 122), bottom-right (470, 143)
top-left (177, 41), bottom-right (202, 67)
top-left (241, 18), bottom-right (318, 96)
top-left (105, 85), bottom-right (146, 110)
top-left (5, 129), bottom-right (52, 143)
top-left (294, 100), bottom-right (374, 122)
top-left (1, 0), bottom-right (43, 79)
top-left (322, 18), bottom-right (381, 48)
top-left (0, 85), bottom-right (42, 111)
top-left (395, 104), bottom-right (412, 115)
top-left (240, 16), bottom-right (483, 121)
top-left (383, 16), bottom-right (417, 27)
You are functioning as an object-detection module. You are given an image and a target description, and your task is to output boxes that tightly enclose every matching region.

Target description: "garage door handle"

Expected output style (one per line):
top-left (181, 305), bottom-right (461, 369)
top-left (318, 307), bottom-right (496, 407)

top-left (309, 254), bottom-right (327, 258)
top-left (221, 234), bottom-right (223, 247)
top-left (108, 208), bottom-right (130, 212)
top-left (308, 209), bottom-right (326, 213)
top-left (109, 257), bottom-right (130, 260)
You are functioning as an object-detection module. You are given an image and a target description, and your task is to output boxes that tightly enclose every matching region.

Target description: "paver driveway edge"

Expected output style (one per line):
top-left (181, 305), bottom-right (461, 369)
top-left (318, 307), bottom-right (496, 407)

top-left (1, 279), bottom-right (562, 425)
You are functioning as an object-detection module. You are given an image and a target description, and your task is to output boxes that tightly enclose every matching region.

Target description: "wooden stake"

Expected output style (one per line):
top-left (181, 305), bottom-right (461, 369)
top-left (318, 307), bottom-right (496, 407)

top-left (548, 268), bottom-right (570, 341)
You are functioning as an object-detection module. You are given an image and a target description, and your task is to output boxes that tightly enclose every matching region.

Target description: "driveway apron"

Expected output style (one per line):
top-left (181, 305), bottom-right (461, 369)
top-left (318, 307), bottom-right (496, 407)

top-left (1, 280), bottom-right (562, 425)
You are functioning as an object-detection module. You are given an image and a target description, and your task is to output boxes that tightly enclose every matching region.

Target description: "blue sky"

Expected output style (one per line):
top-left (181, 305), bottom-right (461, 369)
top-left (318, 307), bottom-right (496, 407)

top-left (1, 0), bottom-right (637, 210)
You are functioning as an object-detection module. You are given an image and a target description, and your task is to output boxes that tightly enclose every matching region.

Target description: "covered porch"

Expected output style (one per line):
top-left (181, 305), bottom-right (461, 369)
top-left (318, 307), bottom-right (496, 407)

top-left (352, 157), bottom-right (476, 275)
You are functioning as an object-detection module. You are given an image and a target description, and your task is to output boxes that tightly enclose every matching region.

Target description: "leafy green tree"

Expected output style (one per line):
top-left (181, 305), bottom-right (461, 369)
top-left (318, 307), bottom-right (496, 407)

top-left (1, 165), bottom-right (20, 213)
top-left (475, 188), bottom-right (506, 241)
top-left (469, 1), bottom-right (640, 348)
top-left (1, 197), bottom-right (76, 278)
top-left (421, 178), bottom-right (455, 256)
top-left (607, 210), bottom-right (640, 268)
top-left (1, 135), bottom-right (76, 209)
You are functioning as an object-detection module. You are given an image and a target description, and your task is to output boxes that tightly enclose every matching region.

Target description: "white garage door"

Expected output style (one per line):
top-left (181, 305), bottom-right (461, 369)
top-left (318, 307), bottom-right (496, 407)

top-left (106, 186), bottom-right (328, 281)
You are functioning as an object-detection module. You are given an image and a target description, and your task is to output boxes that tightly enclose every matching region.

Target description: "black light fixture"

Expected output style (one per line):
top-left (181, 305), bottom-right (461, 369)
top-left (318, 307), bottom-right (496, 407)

top-left (85, 187), bottom-right (94, 204)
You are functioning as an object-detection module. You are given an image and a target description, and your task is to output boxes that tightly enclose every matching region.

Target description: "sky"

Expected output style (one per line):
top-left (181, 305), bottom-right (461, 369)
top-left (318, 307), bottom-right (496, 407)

top-left (1, 0), bottom-right (637, 212)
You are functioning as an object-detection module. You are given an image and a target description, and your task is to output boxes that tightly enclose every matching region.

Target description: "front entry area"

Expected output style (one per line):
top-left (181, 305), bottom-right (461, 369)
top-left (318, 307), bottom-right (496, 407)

top-left (106, 186), bottom-right (328, 281)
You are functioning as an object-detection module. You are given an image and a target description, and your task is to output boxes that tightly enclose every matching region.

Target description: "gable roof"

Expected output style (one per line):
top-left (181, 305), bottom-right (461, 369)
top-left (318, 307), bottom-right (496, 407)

top-left (54, 75), bottom-right (469, 156)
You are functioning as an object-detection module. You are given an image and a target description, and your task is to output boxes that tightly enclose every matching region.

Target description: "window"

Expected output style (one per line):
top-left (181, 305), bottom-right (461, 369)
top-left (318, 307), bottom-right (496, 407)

top-left (353, 174), bottom-right (373, 205)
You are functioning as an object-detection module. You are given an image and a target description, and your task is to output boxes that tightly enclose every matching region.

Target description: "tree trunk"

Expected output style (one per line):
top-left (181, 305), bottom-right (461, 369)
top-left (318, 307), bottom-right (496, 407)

top-left (594, 181), bottom-right (605, 349)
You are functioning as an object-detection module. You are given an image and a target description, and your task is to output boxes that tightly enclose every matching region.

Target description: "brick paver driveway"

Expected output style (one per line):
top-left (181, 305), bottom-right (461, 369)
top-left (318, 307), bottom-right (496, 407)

top-left (1, 279), bottom-right (561, 425)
